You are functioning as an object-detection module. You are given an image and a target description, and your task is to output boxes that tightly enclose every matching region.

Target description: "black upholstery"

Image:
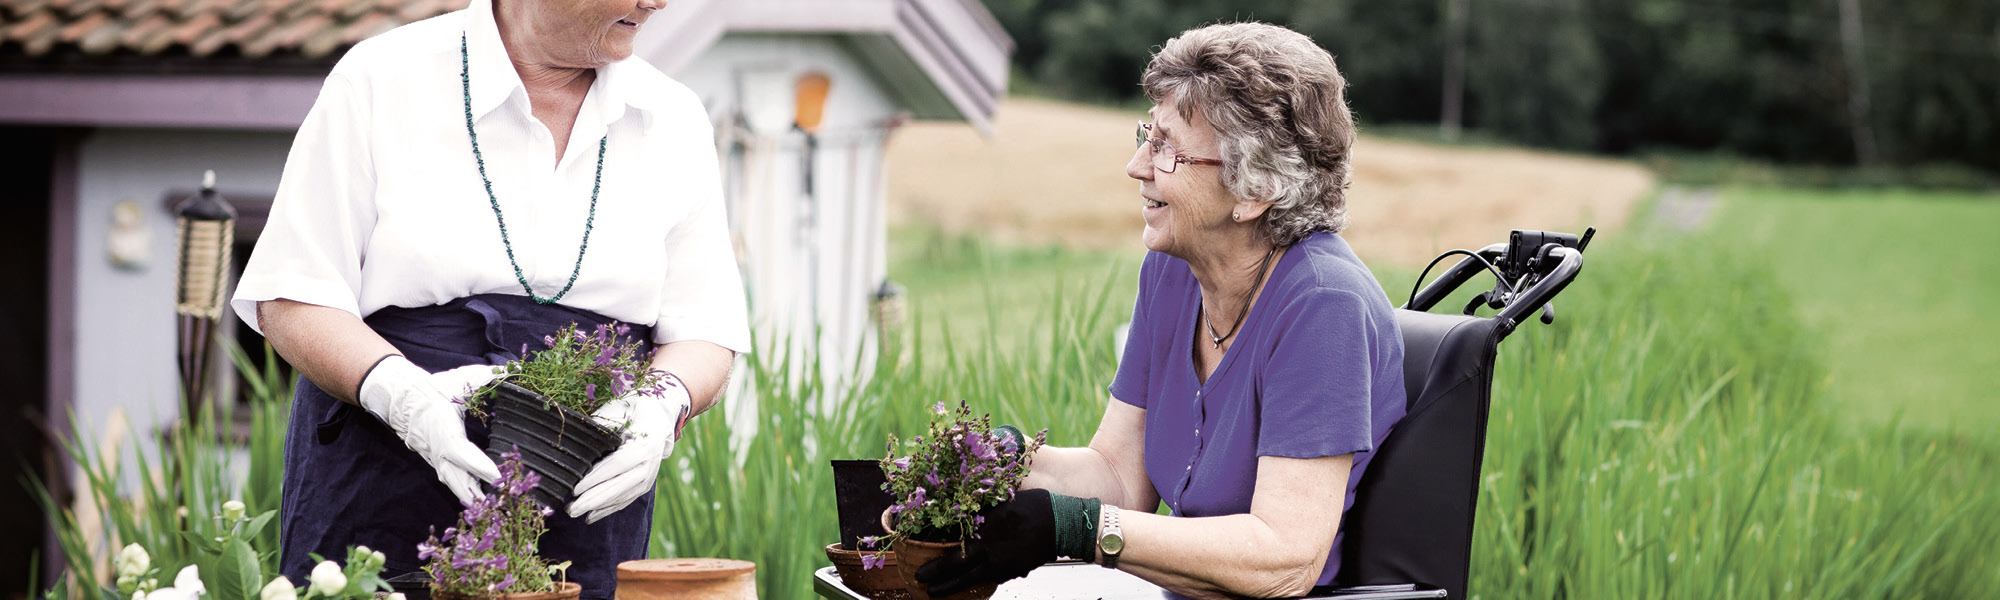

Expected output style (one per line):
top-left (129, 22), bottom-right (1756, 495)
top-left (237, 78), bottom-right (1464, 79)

top-left (1330, 309), bottom-right (1505, 599)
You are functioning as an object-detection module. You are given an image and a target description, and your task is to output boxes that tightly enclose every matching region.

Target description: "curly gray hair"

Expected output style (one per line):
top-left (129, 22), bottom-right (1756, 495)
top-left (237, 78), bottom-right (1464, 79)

top-left (1142, 22), bottom-right (1356, 245)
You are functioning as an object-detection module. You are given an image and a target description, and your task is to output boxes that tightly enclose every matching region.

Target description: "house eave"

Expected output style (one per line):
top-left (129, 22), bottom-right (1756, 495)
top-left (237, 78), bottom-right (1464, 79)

top-left (635, 0), bottom-right (1010, 135)
top-left (0, 72), bottom-right (321, 130)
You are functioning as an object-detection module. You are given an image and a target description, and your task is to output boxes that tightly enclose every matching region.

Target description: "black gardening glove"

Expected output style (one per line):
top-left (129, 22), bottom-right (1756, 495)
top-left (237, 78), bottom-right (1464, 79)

top-left (915, 488), bottom-right (1099, 597)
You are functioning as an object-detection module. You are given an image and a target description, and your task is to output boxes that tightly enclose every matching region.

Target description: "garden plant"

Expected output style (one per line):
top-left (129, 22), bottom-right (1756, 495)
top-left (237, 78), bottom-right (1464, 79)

top-left (418, 451), bottom-right (573, 599)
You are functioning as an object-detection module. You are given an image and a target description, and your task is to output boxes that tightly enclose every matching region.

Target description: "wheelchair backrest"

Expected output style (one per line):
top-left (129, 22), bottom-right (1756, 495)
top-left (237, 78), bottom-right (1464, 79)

top-left (1334, 309), bottom-right (1505, 599)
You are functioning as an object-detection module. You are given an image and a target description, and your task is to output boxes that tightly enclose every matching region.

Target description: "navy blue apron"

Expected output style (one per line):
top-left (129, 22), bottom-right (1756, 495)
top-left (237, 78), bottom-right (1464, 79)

top-left (278, 294), bottom-right (654, 599)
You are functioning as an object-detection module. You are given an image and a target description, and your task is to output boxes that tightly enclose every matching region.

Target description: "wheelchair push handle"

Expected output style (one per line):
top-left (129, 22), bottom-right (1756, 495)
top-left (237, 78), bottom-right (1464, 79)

top-left (1403, 227), bottom-right (1591, 339)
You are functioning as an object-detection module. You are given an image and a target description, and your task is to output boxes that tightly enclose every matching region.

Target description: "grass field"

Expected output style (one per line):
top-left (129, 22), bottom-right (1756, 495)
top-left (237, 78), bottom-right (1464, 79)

top-left (1707, 187), bottom-right (2000, 431)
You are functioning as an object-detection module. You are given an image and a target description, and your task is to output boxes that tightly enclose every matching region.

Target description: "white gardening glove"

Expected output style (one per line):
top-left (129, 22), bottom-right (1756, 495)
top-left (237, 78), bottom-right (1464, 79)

top-left (567, 375), bottom-right (692, 523)
top-left (357, 355), bottom-right (502, 506)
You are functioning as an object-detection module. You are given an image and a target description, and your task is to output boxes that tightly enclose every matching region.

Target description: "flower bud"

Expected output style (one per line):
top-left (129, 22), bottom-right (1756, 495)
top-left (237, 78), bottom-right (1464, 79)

top-left (386, 594), bottom-right (406, 600)
top-left (221, 500), bottom-right (246, 522)
top-left (260, 577), bottom-right (296, 600)
top-left (116, 544), bottom-right (151, 579)
top-left (307, 561), bottom-right (346, 596)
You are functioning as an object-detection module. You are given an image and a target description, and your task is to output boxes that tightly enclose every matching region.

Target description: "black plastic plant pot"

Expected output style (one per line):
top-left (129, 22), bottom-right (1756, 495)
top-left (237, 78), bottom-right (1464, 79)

top-left (483, 381), bottom-right (623, 509)
top-left (831, 459), bottom-right (895, 550)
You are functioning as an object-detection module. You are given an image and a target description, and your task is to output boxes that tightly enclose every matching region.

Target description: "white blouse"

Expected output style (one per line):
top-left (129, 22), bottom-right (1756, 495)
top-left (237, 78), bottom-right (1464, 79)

top-left (232, 0), bottom-right (750, 353)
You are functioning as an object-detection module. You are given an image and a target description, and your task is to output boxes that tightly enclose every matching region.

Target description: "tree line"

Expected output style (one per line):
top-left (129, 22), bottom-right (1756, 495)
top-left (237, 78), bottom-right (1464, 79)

top-left (981, 0), bottom-right (1999, 171)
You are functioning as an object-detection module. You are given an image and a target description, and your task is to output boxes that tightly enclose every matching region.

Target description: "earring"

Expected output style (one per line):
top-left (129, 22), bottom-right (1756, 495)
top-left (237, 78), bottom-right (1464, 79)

top-left (1232, 212), bottom-right (1240, 221)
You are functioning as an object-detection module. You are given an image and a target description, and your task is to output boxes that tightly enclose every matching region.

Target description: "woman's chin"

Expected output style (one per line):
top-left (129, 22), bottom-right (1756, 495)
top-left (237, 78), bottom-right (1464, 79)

top-left (1140, 227), bottom-right (1175, 255)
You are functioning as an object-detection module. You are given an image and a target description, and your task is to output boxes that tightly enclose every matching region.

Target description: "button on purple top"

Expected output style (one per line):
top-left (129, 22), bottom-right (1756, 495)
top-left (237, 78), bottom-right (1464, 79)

top-left (1109, 231), bottom-right (1406, 586)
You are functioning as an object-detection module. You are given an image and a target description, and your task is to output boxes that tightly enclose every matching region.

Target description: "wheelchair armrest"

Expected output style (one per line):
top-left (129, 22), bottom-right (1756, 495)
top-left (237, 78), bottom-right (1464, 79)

top-left (1298, 583), bottom-right (1448, 600)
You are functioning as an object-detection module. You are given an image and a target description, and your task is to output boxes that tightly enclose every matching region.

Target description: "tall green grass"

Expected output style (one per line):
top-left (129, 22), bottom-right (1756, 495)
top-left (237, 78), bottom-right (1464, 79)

top-left (1467, 236), bottom-right (2000, 598)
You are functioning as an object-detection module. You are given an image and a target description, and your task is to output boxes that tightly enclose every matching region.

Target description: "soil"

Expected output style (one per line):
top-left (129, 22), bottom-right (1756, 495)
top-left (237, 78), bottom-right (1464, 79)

top-left (885, 97), bottom-right (1654, 267)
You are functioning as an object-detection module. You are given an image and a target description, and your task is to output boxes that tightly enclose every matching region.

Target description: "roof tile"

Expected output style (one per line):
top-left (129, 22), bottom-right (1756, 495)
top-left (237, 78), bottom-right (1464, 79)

top-left (2, 0), bottom-right (459, 62)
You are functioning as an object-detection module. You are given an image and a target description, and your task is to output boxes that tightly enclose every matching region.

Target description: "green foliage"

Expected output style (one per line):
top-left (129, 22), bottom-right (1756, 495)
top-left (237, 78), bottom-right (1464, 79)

top-left (33, 341), bottom-right (293, 600)
top-left (469, 321), bottom-right (666, 420)
top-left (979, 0), bottom-right (2000, 171)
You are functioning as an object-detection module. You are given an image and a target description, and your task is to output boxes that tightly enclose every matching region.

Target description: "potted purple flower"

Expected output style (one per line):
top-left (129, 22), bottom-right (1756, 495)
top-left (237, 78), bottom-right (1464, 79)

top-left (465, 321), bottom-right (671, 508)
top-left (419, 450), bottom-right (578, 600)
top-left (858, 401), bottom-right (1044, 600)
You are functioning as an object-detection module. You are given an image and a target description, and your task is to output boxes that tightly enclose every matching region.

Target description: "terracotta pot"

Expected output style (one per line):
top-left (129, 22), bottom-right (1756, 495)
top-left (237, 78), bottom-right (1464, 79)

top-left (432, 581), bottom-right (580, 600)
top-left (892, 538), bottom-right (996, 600)
top-left (825, 543), bottom-right (909, 599)
top-left (615, 558), bottom-right (756, 600)
top-left (484, 381), bottom-right (623, 508)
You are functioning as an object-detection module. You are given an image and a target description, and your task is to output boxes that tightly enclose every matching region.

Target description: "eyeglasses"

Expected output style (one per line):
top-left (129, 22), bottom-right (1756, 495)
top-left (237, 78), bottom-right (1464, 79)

top-left (1137, 122), bottom-right (1224, 174)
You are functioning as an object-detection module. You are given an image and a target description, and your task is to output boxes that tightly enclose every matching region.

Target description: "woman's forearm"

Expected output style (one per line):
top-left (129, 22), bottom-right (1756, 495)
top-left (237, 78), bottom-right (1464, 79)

top-left (1116, 454), bottom-right (1352, 599)
top-left (1022, 400), bottom-right (1157, 510)
top-left (258, 299), bottom-right (400, 404)
top-left (648, 340), bottom-right (734, 416)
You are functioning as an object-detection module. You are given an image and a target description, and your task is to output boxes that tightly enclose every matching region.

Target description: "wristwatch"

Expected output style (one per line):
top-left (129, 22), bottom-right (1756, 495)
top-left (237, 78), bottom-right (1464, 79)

top-left (1097, 506), bottom-right (1124, 569)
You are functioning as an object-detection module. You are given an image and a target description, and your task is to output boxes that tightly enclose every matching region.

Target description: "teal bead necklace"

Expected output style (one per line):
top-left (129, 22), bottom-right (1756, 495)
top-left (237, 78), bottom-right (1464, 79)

top-left (460, 32), bottom-right (601, 304)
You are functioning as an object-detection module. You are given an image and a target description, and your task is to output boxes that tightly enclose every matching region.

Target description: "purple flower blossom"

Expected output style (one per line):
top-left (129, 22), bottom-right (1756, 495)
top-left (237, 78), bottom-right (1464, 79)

top-left (860, 552), bottom-right (888, 570)
top-left (421, 451), bottom-right (552, 596)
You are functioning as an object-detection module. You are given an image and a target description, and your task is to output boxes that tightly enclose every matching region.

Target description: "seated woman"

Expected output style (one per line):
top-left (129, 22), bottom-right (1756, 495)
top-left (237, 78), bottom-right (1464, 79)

top-left (913, 22), bottom-right (1407, 599)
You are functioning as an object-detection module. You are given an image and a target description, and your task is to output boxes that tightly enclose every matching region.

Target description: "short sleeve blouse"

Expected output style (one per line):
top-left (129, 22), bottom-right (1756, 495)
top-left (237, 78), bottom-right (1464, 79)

top-left (1107, 231), bottom-right (1406, 585)
top-left (230, 0), bottom-right (750, 352)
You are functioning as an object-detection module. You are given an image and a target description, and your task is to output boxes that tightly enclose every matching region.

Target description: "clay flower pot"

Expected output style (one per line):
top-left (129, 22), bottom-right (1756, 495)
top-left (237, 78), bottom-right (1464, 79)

top-left (483, 381), bottom-right (623, 508)
top-left (433, 581), bottom-right (580, 600)
top-left (892, 538), bottom-right (996, 600)
top-left (825, 543), bottom-right (907, 599)
top-left (615, 558), bottom-right (757, 600)
top-left (880, 510), bottom-right (996, 600)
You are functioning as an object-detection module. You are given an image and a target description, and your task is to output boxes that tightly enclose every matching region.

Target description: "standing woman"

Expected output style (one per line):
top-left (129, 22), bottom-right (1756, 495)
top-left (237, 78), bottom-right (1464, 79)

top-left (913, 23), bottom-right (1406, 599)
top-left (231, 0), bottom-right (749, 596)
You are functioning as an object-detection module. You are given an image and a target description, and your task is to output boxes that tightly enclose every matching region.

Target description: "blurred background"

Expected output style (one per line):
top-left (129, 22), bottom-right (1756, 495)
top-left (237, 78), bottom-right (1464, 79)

top-left (2, 0), bottom-right (1995, 598)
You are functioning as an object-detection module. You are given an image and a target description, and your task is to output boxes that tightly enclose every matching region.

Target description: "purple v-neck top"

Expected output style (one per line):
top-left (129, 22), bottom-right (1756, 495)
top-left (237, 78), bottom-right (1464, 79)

top-left (1108, 231), bottom-right (1406, 586)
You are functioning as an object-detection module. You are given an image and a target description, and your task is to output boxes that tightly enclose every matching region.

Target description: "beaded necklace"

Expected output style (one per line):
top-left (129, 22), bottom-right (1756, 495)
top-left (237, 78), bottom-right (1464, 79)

top-left (460, 32), bottom-right (601, 304)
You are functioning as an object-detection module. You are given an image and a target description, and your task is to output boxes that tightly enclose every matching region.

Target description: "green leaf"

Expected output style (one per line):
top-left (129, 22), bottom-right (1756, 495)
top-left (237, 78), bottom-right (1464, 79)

top-left (214, 539), bottom-right (262, 600)
top-left (179, 531), bottom-right (222, 555)
top-left (239, 510), bottom-right (277, 543)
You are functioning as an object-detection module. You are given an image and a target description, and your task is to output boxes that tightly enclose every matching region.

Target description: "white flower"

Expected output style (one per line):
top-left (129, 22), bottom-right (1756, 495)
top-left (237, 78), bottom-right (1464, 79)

top-left (386, 594), bottom-right (406, 600)
top-left (132, 590), bottom-right (147, 600)
top-left (146, 587), bottom-right (196, 600)
top-left (173, 565), bottom-right (205, 596)
top-left (260, 577), bottom-right (297, 600)
top-left (307, 561), bottom-right (346, 597)
top-left (221, 500), bottom-right (247, 522)
top-left (116, 544), bottom-right (151, 579)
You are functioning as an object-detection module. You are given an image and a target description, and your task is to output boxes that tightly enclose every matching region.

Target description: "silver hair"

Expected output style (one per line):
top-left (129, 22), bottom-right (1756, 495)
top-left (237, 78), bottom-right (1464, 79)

top-left (1142, 22), bottom-right (1357, 245)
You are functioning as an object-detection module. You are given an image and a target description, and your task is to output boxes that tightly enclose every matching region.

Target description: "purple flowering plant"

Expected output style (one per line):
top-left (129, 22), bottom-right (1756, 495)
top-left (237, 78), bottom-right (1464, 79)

top-left (418, 451), bottom-right (565, 596)
top-left (465, 321), bottom-right (669, 421)
top-left (857, 400), bottom-right (1046, 570)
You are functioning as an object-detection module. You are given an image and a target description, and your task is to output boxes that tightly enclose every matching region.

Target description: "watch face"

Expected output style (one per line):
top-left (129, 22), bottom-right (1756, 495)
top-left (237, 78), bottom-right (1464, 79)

top-left (1100, 533), bottom-right (1125, 555)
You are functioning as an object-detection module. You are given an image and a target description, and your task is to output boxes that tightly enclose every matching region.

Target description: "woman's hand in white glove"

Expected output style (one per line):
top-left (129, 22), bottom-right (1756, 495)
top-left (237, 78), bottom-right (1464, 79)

top-left (357, 355), bottom-right (501, 506)
top-left (568, 375), bottom-right (693, 524)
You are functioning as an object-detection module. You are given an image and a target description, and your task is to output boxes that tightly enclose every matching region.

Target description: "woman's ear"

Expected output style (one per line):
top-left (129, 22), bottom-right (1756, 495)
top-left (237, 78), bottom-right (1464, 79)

top-left (1233, 197), bottom-right (1275, 223)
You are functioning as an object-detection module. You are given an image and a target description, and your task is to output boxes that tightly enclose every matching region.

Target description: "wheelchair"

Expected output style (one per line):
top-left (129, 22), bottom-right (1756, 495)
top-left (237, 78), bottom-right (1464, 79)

top-left (812, 228), bottom-right (1593, 600)
top-left (1309, 227), bottom-right (1594, 600)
